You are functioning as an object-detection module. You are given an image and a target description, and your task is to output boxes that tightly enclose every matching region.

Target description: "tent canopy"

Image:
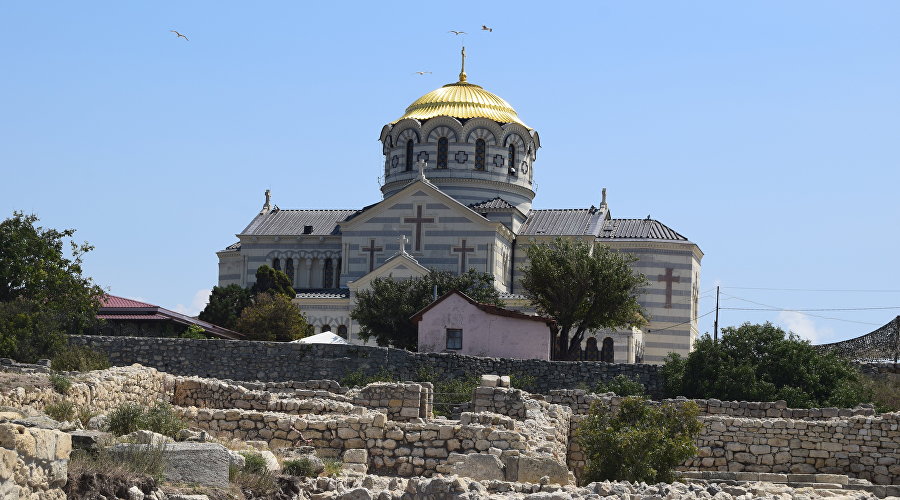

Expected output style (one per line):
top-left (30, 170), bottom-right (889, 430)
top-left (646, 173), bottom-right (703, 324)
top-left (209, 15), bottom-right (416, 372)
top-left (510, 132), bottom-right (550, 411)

top-left (291, 332), bottom-right (349, 345)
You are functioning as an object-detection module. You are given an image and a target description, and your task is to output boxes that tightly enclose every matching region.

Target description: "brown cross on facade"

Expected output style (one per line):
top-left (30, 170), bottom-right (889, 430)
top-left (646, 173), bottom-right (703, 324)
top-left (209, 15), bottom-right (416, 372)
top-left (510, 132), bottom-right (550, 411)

top-left (361, 239), bottom-right (382, 272)
top-left (452, 239), bottom-right (475, 273)
top-left (657, 268), bottom-right (681, 309)
top-left (403, 205), bottom-right (434, 252)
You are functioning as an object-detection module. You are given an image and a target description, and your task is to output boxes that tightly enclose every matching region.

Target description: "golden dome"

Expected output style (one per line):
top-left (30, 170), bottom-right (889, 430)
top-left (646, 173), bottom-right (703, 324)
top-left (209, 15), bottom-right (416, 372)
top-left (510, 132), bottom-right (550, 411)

top-left (394, 80), bottom-right (529, 128)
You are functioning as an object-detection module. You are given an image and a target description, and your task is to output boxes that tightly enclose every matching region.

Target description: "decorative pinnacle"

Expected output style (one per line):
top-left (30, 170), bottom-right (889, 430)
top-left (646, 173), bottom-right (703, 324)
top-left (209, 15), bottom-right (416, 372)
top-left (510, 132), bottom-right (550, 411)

top-left (459, 46), bottom-right (467, 82)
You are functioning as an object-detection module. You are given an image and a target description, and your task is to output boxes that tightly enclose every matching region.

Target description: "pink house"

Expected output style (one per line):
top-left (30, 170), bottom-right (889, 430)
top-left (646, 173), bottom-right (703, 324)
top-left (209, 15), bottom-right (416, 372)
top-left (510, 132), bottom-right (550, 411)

top-left (411, 291), bottom-right (555, 360)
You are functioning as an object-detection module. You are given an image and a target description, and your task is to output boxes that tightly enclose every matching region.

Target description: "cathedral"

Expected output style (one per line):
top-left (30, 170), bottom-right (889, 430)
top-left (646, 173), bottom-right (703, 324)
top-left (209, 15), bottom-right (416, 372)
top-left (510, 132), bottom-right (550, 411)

top-left (216, 50), bottom-right (703, 364)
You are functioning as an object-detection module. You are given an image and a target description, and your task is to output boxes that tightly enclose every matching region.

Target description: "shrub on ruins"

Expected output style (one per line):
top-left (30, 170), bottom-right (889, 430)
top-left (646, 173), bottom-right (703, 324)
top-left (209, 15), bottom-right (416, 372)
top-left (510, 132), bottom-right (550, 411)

top-left (50, 345), bottom-right (110, 372)
top-left (520, 238), bottom-right (647, 360)
top-left (49, 372), bottom-right (72, 394)
top-left (106, 401), bottom-right (185, 438)
top-left (578, 396), bottom-right (702, 484)
top-left (662, 322), bottom-right (871, 408)
top-left (44, 399), bottom-right (76, 422)
top-left (0, 212), bottom-right (104, 362)
top-left (283, 457), bottom-right (319, 477)
top-left (594, 374), bottom-right (646, 397)
top-left (351, 269), bottom-right (501, 350)
top-left (198, 284), bottom-right (253, 331)
top-left (235, 291), bottom-right (312, 341)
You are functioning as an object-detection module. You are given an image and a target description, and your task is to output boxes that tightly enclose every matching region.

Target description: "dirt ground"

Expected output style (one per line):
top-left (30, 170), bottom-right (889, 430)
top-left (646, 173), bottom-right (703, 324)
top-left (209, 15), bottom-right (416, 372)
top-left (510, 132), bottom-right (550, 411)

top-left (0, 371), bottom-right (50, 393)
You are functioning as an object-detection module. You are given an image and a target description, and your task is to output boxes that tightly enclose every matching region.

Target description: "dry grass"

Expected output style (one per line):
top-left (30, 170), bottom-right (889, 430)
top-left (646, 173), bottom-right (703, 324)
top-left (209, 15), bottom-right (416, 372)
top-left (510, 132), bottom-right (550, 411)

top-left (68, 438), bottom-right (167, 482)
top-left (0, 371), bottom-right (50, 393)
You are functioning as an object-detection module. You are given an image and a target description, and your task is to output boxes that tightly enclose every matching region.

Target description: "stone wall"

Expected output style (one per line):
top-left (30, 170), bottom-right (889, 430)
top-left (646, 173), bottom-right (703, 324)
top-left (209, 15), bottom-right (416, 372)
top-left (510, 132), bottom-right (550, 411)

top-left (546, 389), bottom-right (879, 419)
top-left (353, 382), bottom-right (433, 422)
top-left (0, 365), bottom-right (173, 415)
top-left (0, 422), bottom-right (72, 500)
top-left (69, 335), bottom-right (664, 396)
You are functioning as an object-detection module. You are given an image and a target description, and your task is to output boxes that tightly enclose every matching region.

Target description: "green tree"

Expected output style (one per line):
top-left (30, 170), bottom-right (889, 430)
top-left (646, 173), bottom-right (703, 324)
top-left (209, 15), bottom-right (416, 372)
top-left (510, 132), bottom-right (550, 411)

top-left (663, 322), bottom-right (870, 408)
top-left (235, 292), bottom-right (311, 341)
top-left (198, 284), bottom-right (253, 330)
top-left (520, 238), bottom-right (647, 360)
top-left (0, 212), bottom-right (104, 362)
top-left (577, 396), bottom-right (702, 484)
top-left (251, 265), bottom-right (295, 298)
top-left (351, 269), bottom-right (501, 350)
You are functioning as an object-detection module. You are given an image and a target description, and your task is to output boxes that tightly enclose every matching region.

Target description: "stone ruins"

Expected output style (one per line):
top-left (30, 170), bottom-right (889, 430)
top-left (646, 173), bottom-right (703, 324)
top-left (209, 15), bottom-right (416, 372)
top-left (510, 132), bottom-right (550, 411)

top-left (0, 363), bottom-right (898, 499)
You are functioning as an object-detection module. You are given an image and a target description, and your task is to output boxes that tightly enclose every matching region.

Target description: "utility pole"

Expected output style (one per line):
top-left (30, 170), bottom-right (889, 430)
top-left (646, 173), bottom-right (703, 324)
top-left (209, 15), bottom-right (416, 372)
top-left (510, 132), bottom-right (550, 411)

top-left (714, 286), bottom-right (720, 343)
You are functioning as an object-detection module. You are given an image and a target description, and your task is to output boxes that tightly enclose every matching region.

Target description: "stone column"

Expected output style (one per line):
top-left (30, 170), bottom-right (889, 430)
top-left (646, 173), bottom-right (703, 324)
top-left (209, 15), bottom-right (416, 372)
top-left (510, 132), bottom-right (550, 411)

top-left (305, 259), bottom-right (314, 289)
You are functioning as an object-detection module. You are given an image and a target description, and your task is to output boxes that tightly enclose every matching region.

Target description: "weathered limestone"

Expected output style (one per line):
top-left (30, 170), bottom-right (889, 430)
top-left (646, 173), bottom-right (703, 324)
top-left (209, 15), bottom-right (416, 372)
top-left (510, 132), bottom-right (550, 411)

top-left (0, 423), bottom-right (71, 500)
top-left (109, 442), bottom-right (231, 488)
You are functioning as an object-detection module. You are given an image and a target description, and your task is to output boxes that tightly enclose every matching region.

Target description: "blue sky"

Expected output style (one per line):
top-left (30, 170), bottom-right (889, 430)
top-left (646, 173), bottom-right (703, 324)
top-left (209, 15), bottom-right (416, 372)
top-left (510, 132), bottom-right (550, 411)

top-left (2, 2), bottom-right (898, 344)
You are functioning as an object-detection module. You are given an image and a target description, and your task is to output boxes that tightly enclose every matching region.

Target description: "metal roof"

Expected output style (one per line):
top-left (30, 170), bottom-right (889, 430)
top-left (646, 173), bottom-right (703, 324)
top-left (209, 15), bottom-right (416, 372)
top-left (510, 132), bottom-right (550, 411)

top-left (98, 294), bottom-right (244, 339)
top-left (598, 218), bottom-right (687, 241)
top-left (470, 197), bottom-right (515, 210)
top-left (241, 209), bottom-right (359, 236)
top-left (520, 208), bottom-right (606, 236)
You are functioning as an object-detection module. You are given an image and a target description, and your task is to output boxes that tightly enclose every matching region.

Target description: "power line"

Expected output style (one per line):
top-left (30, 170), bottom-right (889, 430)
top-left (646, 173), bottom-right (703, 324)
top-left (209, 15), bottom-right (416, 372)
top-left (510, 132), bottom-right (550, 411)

top-left (721, 286), bottom-right (900, 293)
top-left (722, 306), bottom-right (900, 312)
top-left (651, 309), bottom-right (716, 333)
top-left (718, 292), bottom-right (882, 326)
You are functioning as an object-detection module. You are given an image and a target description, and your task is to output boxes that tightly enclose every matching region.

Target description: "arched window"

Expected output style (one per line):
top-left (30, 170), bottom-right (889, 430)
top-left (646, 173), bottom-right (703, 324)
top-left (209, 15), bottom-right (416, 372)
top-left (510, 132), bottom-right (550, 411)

top-left (321, 325), bottom-right (332, 333)
top-left (272, 258), bottom-right (281, 271)
top-left (337, 325), bottom-right (348, 339)
top-left (405, 139), bottom-right (414, 171)
top-left (600, 337), bottom-right (614, 363)
top-left (285, 258), bottom-right (294, 283)
top-left (474, 139), bottom-right (486, 170)
top-left (508, 144), bottom-right (517, 176)
top-left (322, 258), bottom-right (334, 288)
top-left (437, 137), bottom-right (448, 169)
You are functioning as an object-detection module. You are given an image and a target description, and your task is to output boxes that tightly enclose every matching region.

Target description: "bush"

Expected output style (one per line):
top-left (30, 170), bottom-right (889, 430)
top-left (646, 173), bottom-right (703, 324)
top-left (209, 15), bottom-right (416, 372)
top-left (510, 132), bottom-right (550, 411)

top-left (594, 375), bottom-right (645, 397)
top-left (44, 400), bottom-right (76, 422)
top-left (509, 372), bottom-right (538, 393)
top-left (49, 373), bottom-right (71, 394)
top-left (283, 457), bottom-right (318, 477)
top-left (76, 406), bottom-right (97, 428)
top-left (51, 345), bottom-right (110, 372)
top-left (142, 402), bottom-right (185, 438)
top-left (577, 396), bottom-right (702, 484)
top-left (240, 451), bottom-right (269, 474)
top-left (662, 322), bottom-right (869, 408)
top-left (179, 324), bottom-right (207, 339)
top-left (322, 459), bottom-right (343, 477)
top-left (340, 368), bottom-right (396, 387)
top-left (68, 440), bottom-right (166, 483)
top-left (106, 401), bottom-right (184, 438)
top-left (106, 403), bottom-right (145, 436)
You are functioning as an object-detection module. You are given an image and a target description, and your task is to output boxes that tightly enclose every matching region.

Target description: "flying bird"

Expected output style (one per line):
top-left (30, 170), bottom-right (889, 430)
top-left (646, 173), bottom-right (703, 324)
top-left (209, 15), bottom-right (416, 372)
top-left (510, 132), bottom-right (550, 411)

top-left (448, 30), bottom-right (466, 35)
top-left (481, 25), bottom-right (493, 32)
top-left (414, 71), bottom-right (432, 75)
top-left (170, 30), bottom-right (189, 41)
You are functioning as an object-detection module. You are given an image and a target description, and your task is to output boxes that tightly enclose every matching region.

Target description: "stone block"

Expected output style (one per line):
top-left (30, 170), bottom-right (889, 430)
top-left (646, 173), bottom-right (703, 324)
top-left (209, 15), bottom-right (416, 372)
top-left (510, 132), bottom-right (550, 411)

top-left (449, 452), bottom-right (505, 481)
top-left (343, 448), bottom-right (368, 464)
top-left (516, 455), bottom-right (571, 485)
top-left (814, 473), bottom-right (849, 485)
top-left (70, 430), bottom-right (112, 454)
top-left (480, 375), bottom-right (499, 387)
top-left (110, 442), bottom-right (230, 488)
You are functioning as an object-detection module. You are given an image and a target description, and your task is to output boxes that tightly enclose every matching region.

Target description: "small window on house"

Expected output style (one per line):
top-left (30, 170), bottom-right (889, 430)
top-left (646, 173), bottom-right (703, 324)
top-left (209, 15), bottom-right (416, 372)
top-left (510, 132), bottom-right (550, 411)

top-left (475, 139), bottom-right (486, 170)
top-left (321, 325), bottom-right (332, 333)
top-left (303, 225), bottom-right (313, 234)
top-left (446, 328), bottom-right (462, 350)
top-left (272, 258), bottom-right (281, 271)
top-left (405, 139), bottom-right (414, 171)
top-left (337, 325), bottom-right (348, 339)
top-left (437, 137), bottom-right (449, 169)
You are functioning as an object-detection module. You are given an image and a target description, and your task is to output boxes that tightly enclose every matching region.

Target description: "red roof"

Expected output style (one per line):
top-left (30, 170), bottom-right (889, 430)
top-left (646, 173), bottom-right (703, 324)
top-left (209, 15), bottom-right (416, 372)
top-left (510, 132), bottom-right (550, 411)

top-left (101, 296), bottom-right (156, 308)
top-left (410, 290), bottom-right (555, 326)
top-left (98, 294), bottom-right (244, 340)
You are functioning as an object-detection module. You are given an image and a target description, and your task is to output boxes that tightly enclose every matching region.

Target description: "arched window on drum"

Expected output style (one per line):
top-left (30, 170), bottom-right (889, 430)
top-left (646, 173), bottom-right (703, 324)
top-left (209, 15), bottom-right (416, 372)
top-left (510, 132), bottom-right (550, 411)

top-left (508, 144), bottom-right (517, 176)
top-left (474, 139), bottom-right (486, 170)
top-left (405, 139), bottom-right (414, 171)
top-left (437, 137), bottom-right (449, 169)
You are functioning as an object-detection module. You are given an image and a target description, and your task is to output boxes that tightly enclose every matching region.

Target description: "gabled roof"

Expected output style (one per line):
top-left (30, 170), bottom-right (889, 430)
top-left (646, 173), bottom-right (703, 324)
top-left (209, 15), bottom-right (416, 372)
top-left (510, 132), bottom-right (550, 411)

top-left (240, 209), bottom-right (359, 237)
top-left (598, 218), bottom-right (687, 241)
top-left (520, 207), bottom-right (607, 236)
top-left (98, 295), bottom-right (244, 340)
top-left (470, 197), bottom-right (515, 210)
top-left (410, 290), bottom-right (555, 326)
